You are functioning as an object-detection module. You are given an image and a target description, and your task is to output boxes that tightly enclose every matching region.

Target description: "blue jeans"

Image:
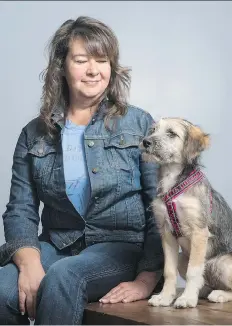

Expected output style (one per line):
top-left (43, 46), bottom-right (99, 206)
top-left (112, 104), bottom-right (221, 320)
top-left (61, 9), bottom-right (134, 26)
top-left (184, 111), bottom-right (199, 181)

top-left (0, 240), bottom-right (142, 325)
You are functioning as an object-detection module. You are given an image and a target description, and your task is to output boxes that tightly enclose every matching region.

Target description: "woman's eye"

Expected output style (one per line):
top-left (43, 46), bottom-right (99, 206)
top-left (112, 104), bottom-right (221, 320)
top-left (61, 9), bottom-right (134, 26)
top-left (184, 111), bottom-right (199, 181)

top-left (97, 59), bottom-right (108, 63)
top-left (75, 60), bottom-right (87, 64)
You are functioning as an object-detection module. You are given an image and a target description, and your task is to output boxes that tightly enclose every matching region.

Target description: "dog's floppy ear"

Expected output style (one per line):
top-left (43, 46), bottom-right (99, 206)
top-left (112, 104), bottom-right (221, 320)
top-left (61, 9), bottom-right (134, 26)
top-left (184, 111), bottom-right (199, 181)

top-left (183, 125), bottom-right (210, 163)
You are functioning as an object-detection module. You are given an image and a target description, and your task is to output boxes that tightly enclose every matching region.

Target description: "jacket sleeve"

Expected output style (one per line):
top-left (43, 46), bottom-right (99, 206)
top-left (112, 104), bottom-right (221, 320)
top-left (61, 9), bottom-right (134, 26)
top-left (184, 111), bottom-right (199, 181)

top-left (0, 128), bottom-right (41, 266)
top-left (136, 112), bottom-right (164, 275)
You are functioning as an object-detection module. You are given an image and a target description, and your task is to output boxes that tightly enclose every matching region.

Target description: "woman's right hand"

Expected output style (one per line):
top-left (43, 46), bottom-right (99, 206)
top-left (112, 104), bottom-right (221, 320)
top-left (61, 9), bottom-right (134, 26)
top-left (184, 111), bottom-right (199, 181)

top-left (18, 261), bottom-right (45, 319)
top-left (13, 247), bottom-right (45, 320)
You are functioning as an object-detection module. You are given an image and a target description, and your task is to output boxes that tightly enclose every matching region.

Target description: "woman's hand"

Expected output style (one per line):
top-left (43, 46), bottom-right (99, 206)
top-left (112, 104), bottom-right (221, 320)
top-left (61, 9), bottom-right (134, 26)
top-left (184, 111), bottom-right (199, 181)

top-left (18, 262), bottom-right (45, 319)
top-left (99, 271), bottom-right (158, 304)
top-left (13, 247), bottom-right (45, 319)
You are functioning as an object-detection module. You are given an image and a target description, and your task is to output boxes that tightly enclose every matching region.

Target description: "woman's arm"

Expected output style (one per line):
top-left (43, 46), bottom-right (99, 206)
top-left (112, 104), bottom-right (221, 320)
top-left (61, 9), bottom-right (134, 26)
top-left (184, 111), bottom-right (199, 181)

top-left (0, 127), bottom-right (41, 266)
top-left (135, 111), bottom-right (164, 277)
top-left (99, 111), bottom-right (164, 304)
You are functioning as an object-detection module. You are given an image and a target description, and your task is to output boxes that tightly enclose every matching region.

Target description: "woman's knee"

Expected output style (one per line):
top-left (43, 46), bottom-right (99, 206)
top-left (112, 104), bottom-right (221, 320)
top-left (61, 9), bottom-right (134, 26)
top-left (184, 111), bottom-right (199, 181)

top-left (0, 263), bottom-right (26, 323)
top-left (36, 257), bottom-right (87, 324)
top-left (38, 257), bottom-right (87, 293)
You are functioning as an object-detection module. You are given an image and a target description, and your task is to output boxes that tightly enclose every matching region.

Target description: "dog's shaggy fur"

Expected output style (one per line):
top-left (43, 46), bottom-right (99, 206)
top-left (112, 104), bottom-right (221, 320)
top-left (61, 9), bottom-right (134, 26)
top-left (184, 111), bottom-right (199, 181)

top-left (141, 118), bottom-right (232, 308)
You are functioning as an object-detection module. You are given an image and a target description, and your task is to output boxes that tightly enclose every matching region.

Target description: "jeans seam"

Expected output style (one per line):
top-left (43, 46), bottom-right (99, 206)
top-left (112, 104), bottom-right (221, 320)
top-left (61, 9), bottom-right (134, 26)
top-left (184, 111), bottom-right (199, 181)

top-left (86, 264), bottom-right (133, 282)
top-left (73, 278), bottom-right (87, 325)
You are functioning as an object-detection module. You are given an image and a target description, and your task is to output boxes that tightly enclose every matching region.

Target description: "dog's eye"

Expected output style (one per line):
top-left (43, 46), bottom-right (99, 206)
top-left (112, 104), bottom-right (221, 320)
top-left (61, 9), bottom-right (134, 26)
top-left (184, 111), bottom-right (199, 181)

top-left (148, 126), bottom-right (156, 135)
top-left (167, 129), bottom-right (177, 138)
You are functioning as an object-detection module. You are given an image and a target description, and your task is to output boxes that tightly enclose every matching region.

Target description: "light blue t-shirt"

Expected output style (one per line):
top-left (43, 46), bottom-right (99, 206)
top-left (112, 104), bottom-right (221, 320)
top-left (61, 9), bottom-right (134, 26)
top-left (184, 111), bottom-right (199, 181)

top-left (61, 119), bottom-right (91, 217)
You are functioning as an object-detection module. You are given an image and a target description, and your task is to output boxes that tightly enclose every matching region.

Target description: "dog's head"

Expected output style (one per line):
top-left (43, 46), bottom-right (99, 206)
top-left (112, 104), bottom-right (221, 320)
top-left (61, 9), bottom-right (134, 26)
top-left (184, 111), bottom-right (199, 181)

top-left (141, 118), bottom-right (210, 165)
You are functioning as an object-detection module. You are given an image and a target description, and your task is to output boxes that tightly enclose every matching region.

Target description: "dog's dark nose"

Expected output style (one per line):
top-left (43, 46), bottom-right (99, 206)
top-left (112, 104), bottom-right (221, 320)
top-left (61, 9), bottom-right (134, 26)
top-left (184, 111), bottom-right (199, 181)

top-left (143, 139), bottom-right (151, 148)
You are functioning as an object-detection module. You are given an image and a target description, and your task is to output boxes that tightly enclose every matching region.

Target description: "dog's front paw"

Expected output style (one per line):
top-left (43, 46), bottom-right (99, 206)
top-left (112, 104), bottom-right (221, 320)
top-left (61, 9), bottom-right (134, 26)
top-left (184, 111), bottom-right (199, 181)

top-left (148, 293), bottom-right (175, 307)
top-left (208, 290), bottom-right (230, 303)
top-left (173, 295), bottom-right (198, 308)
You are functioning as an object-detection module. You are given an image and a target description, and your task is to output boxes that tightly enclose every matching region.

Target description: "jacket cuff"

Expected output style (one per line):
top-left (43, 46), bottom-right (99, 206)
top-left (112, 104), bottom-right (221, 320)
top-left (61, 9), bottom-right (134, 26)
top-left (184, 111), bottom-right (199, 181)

top-left (136, 253), bottom-right (164, 276)
top-left (0, 238), bottom-right (41, 267)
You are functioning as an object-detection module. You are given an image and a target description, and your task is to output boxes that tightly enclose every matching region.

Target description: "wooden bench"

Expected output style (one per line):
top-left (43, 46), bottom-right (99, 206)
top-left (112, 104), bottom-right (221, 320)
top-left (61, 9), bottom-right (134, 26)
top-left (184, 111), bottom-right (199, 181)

top-left (84, 298), bottom-right (232, 325)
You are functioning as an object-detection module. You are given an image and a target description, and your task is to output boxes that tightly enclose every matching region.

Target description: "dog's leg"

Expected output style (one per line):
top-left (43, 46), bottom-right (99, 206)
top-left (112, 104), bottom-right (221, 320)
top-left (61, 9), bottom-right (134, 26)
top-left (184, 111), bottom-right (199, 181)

top-left (204, 254), bottom-right (232, 303)
top-left (174, 228), bottom-right (208, 308)
top-left (208, 290), bottom-right (232, 303)
top-left (178, 251), bottom-right (212, 299)
top-left (148, 228), bottom-right (179, 307)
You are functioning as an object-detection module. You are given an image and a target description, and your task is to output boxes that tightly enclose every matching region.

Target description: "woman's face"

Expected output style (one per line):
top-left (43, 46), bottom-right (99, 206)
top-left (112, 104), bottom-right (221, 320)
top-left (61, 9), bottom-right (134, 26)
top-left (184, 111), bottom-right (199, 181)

top-left (64, 38), bottom-right (111, 102)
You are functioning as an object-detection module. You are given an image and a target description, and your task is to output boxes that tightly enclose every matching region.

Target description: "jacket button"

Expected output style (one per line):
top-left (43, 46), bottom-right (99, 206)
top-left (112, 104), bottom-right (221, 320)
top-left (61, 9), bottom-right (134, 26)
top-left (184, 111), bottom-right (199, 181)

top-left (92, 167), bottom-right (99, 174)
top-left (119, 138), bottom-right (125, 145)
top-left (38, 148), bottom-right (44, 154)
top-left (88, 141), bottom-right (95, 147)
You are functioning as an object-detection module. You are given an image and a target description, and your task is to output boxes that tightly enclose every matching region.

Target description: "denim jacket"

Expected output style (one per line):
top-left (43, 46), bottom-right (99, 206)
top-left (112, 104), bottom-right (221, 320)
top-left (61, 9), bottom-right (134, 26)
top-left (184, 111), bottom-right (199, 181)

top-left (0, 103), bottom-right (164, 275)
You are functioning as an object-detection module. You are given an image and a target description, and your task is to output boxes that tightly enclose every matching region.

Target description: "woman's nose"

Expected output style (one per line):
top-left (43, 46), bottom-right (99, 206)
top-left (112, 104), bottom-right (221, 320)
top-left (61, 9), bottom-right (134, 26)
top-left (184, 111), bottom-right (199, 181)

top-left (86, 60), bottom-right (99, 76)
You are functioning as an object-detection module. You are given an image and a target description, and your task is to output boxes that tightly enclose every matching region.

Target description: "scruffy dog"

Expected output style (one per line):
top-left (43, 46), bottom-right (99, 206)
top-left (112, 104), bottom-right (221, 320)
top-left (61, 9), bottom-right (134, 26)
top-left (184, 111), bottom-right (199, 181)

top-left (141, 117), bottom-right (232, 308)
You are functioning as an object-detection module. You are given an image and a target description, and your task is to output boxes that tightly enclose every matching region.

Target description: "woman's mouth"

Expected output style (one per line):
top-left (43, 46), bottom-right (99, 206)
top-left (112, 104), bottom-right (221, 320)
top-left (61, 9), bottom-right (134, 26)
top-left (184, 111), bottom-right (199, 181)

top-left (82, 80), bottom-right (100, 85)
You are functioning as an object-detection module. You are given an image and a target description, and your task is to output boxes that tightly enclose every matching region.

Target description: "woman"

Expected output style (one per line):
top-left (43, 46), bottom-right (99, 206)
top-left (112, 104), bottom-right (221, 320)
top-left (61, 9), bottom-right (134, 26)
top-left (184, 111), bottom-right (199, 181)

top-left (0, 16), bottom-right (163, 325)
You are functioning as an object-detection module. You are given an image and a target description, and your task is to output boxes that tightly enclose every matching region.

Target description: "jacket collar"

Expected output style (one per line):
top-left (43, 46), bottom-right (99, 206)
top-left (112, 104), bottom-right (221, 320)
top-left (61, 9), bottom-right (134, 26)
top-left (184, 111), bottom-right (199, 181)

top-left (51, 98), bottom-right (109, 128)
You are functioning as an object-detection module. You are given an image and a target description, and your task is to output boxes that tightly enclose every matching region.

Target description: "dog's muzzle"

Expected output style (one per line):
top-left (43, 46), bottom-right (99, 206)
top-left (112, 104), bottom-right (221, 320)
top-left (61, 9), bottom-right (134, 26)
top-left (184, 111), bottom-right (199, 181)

top-left (143, 138), bottom-right (151, 148)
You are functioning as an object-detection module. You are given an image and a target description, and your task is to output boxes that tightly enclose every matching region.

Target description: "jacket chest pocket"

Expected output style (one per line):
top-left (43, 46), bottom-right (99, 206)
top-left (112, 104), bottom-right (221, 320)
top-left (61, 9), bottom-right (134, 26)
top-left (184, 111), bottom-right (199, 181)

top-left (103, 133), bottom-right (142, 194)
top-left (28, 141), bottom-right (66, 199)
top-left (103, 133), bottom-right (142, 171)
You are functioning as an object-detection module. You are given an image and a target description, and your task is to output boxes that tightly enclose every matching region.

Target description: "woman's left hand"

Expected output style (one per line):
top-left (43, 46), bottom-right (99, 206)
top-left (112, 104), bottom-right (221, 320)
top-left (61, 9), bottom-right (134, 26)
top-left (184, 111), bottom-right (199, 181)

top-left (99, 271), bottom-right (158, 304)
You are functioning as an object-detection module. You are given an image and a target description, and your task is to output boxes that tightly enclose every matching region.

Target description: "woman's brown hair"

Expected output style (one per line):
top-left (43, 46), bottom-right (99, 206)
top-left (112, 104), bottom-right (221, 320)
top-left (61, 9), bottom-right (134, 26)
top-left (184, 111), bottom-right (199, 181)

top-left (39, 16), bottom-right (131, 136)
